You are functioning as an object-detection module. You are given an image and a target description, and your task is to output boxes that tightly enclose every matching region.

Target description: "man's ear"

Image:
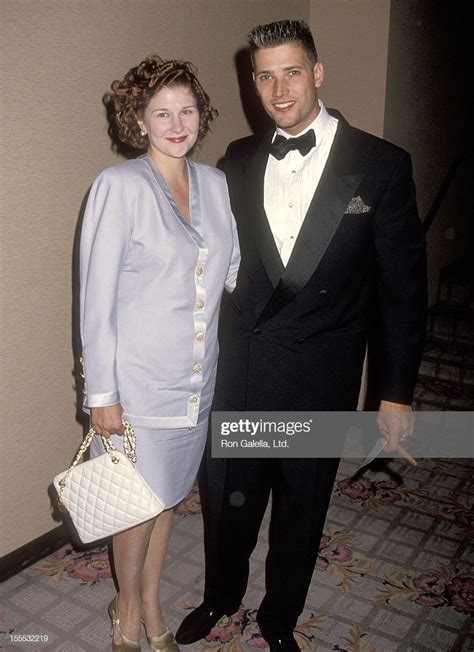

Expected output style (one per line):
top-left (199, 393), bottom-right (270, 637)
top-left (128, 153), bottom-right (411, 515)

top-left (313, 62), bottom-right (324, 89)
top-left (252, 72), bottom-right (259, 96)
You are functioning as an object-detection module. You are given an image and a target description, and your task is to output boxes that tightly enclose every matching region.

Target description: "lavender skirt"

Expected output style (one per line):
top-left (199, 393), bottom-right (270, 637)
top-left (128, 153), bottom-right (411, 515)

top-left (89, 405), bottom-right (210, 508)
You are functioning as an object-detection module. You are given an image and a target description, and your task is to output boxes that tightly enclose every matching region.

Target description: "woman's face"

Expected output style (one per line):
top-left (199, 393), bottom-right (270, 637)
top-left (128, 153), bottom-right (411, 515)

top-left (139, 85), bottom-right (200, 162)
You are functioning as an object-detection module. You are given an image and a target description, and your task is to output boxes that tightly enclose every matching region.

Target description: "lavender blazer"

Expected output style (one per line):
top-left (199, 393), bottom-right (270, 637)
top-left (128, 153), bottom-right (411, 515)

top-left (80, 155), bottom-right (240, 428)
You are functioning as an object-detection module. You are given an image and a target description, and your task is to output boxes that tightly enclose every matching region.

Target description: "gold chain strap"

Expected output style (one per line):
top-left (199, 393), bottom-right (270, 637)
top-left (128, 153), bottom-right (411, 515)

top-left (58, 420), bottom-right (136, 509)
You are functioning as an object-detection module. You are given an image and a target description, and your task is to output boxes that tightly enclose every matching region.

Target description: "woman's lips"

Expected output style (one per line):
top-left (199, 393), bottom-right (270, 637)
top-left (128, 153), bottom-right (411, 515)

top-left (166, 136), bottom-right (188, 143)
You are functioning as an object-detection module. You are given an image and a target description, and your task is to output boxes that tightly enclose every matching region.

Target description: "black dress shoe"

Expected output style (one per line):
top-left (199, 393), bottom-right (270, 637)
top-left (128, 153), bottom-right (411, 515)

top-left (175, 603), bottom-right (227, 644)
top-left (266, 634), bottom-right (300, 651)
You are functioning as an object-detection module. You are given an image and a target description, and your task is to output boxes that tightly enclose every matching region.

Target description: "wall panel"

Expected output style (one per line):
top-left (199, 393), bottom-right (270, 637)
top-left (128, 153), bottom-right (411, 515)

top-left (1, 0), bottom-right (308, 556)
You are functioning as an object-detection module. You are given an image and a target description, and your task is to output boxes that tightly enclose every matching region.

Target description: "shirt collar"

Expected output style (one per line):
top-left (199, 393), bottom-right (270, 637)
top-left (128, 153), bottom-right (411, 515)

top-left (275, 99), bottom-right (329, 148)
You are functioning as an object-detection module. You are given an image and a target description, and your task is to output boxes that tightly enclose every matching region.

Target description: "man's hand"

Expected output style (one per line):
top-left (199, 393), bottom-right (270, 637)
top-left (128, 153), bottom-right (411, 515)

top-left (377, 400), bottom-right (414, 452)
top-left (90, 403), bottom-right (124, 438)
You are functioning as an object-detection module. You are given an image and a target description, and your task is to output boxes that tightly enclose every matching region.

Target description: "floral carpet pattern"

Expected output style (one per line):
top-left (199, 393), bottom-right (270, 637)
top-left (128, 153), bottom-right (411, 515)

top-left (377, 564), bottom-right (473, 614)
top-left (336, 477), bottom-right (424, 511)
top-left (34, 545), bottom-right (112, 586)
top-left (316, 529), bottom-right (373, 593)
top-left (1, 458), bottom-right (473, 650)
top-left (196, 608), bottom-right (328, 651)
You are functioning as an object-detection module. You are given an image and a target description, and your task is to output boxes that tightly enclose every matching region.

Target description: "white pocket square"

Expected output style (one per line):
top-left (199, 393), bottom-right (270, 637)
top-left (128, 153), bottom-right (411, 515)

top-left (345, 196), bottom-right (371, 214)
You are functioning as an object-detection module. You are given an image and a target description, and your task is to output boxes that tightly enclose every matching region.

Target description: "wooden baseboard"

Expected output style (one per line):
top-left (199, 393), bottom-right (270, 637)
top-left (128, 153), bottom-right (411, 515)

top-left (0, 526), bottom-right (69, 582)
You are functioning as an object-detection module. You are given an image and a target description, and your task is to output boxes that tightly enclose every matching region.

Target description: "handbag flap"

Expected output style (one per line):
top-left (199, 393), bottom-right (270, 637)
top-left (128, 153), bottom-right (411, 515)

top-left (53, 450), bottom-right (165, 543)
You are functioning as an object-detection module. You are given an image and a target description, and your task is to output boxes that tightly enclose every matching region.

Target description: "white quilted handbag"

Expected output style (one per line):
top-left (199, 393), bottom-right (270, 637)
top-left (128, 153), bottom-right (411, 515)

top-left (53, 421), bottom-right (165, 543)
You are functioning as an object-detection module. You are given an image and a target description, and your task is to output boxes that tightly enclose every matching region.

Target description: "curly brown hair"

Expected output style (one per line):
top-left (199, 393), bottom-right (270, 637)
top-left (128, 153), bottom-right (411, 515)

top-left (111, 55), bottom-right (218, 149)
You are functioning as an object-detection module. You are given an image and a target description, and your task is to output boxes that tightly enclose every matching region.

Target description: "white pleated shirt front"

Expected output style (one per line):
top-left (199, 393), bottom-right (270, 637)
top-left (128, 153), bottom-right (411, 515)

top-left (264, 100), bottom-right (338, 265)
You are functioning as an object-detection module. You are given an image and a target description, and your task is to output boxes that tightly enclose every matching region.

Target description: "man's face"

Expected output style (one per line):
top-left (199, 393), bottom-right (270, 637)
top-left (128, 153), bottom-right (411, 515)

top-left (253, 42), bottom-right (323, 136)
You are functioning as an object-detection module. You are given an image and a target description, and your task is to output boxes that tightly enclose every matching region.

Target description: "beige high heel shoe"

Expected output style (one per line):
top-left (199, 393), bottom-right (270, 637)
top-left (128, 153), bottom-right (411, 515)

top-left (108, 597), bottom-right (141, 652)
top-left (141, 617), bottom-right (179, 652)
top-left (146, 629), bottom-right (180, 652)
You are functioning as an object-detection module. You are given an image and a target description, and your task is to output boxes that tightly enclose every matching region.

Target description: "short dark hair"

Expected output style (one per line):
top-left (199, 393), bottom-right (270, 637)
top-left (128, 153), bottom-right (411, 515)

top-left (111, 55), bottom-right (218, 150)
top-left (247, 20), bottom-right (318, 66)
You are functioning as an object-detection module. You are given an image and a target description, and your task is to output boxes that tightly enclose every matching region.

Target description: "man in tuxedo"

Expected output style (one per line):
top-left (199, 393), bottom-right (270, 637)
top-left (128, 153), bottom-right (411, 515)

top-left (177, 20), bottom-right (426, 651)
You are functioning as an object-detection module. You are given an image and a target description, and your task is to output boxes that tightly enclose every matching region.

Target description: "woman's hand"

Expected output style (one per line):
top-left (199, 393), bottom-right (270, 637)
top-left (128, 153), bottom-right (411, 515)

top-left (91, 404), bottom-right (124, 438)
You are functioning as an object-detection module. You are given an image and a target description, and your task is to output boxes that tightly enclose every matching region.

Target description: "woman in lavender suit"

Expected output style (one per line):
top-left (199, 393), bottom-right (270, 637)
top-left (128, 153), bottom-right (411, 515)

top-left (80, 56), bottom-right (239, 651)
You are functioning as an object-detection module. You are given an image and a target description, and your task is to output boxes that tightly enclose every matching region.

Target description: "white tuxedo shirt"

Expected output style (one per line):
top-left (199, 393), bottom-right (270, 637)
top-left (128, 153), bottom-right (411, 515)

top-left (264, 100), bottom-right (338, 265)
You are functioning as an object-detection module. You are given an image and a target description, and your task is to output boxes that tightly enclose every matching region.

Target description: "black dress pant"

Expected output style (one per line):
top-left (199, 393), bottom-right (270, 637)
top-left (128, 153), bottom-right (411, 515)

top-left (199, 450), bottom-right (340, 636)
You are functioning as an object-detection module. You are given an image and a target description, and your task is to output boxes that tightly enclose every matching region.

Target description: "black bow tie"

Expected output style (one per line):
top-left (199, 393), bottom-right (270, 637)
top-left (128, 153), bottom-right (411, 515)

top-left (269, 129), bottom-right (316, 160)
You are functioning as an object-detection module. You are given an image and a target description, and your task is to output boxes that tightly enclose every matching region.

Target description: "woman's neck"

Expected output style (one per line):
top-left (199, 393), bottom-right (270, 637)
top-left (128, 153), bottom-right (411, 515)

top-left (148, 150), bottom-right (187, 183)
top-left (148, 150), bottom-right (191, 223)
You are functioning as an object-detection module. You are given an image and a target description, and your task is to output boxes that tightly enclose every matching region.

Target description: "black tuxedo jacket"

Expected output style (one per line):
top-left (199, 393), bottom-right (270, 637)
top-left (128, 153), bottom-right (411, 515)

top-left (215, 111), bottom-right (427, 412)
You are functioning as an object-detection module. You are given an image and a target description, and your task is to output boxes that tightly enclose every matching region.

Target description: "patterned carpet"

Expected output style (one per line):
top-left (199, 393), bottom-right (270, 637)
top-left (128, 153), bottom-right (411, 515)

top-left (1, 457), bottom-right (472, 651)
top-left (413, 262), bottom-right (473, 411)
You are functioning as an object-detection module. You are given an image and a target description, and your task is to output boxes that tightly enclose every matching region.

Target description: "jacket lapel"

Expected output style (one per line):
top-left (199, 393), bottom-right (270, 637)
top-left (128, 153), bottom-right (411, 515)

top-left (256, 117), bottom-right (365, 326)
top-left (246, 132), bottom-right (285, 289)
top-left (283, 166), bottom-right (365, 294)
